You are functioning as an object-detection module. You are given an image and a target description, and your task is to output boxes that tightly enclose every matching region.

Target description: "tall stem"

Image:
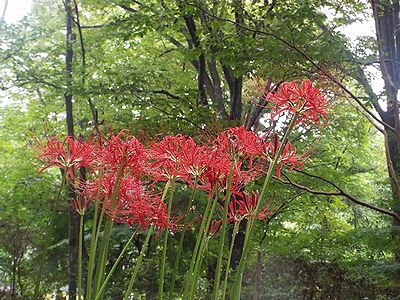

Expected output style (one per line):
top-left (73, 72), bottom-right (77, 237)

top-left (221, 221), bottom-right (240, 300)
top-left (187, 192), bottom-right (220, 299)
top-left (230, 114), bottom-right (298, 300)
top-left (86, 173), bottom-right (104, 300)
top-left (95, 228), bottom-right (139, 300)
top-left (212, 160), bottom-right (235, 300)
top-left (92, 166), bottom-right (124, 298)
top-left (123, 180), bottom-right (171, 300)
top-left (78, 213), bottom-right (84, 299)
top-left (157, 179), bottom-right (176, 300)
top-left (169, 179), bottom-right (198, 298)
top-left (183, 190), bottom-right (214, 297)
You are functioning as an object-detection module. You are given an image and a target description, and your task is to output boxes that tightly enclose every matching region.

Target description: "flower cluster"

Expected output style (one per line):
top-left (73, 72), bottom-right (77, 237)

top-left (35, 127), bottom-right (306, 230)
top-left (36, 79), bottom-right (329, 235)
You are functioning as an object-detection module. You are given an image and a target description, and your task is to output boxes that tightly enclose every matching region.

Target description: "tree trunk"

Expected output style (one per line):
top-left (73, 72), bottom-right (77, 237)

top-left (372, 0), bottom-right (400, 283)
top-left (65, 0), bottom-right (79, 298)
top-left (383, 117), bottom-right (400, 281)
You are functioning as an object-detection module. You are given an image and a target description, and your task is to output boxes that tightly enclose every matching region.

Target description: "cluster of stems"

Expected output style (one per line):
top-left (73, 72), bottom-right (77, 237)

top-left (35, 79), bottom-right (329, 299)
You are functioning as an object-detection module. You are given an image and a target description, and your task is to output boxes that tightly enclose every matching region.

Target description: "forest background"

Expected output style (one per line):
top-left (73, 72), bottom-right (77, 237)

top-left (1, 0), bottom-right (400, 299)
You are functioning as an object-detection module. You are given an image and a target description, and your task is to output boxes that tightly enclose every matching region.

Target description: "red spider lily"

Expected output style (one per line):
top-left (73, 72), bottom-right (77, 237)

top-left (117, 193), bottom-right (184, 233)
top-left (36, 136), bottom-right (95, 180)
top-left (71, 193), bottom-right (91, 215)
top-left (208, 219), bottom-right (222, 236)
top-left (265, 80), bottom-right (329, 125)
top-left (226, 191), bottom-right (273, 222)
top-left (98, 131), bottom-right (145, 175)
top-left (215, 127), bottom-right (265, 159)
top-left (146, 135), bottom-right (208, 184)
top-left (197, 149), bottom-right (231, 194)
top-left (85, 173), bottom-right (144, 214)
top-left (196, 127), bottom-right (265, 194)
top-left (115, 193), bottom-right (169, 231)
top-left (84, 173), bottom-right (175, 232)
top-left (198, 152), bottom-right (263, 196)
top-left (266, 135), bottom-right (305, 178)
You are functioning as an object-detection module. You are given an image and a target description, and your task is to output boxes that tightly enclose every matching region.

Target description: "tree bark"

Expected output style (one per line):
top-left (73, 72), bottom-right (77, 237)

top-left (183, 14), bottom-right (208, 107)
top-left (65, 0), bottom-right (79, 298)
top-left (371, 0), bottom-right (400, 283)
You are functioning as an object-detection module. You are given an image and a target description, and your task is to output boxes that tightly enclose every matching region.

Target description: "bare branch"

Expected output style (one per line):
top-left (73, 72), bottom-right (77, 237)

top-left (1, 0), bottom-right (8, 21)
top-left (280, 170), bottom-right (400, 222)
top-left (139, 89), bottom-right (180, 99)
top-left (81, 24), bottom-right (104, 29)
top-left (345, 94), bottom-right (384, 133)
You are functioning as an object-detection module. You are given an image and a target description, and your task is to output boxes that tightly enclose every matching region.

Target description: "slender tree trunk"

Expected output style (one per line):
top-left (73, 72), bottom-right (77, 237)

top-left (384, 119), bottom-right (400, 281)
top-left (65, 0), bottom-right (74, 138)
top-left (372, 0), bottom-right (400, 284)
top-left (65, 0), bottom-right (79, 298)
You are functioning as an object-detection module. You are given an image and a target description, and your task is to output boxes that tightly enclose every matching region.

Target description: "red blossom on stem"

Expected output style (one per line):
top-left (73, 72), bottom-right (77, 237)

top-left (215, 126), bottom-right (265, 159)
top-left (226, 191), bottom-right (273, 222)
top-left (85, 173), bottom-right (172, 231)
top-left (198, 129), bottom-right (265, 195)
top-left (266, 134), bottom-right (306, 178)
top-left (97, 131), bottom-right (145, 175)
top-left (36, 136), bottom-right (95, 180)
top-left (266, 80), bottom-right (329, 125)
top-left (208, 219), bottom-right (222, 236)
top-left (146, 135), bottom-right (208, 184)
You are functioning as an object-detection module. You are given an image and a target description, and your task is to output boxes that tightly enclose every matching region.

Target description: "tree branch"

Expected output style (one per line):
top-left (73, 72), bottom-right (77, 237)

top-left (278, 170), bottom-right (400, 222)
top-left (186, 1), bottom-right (396, 132)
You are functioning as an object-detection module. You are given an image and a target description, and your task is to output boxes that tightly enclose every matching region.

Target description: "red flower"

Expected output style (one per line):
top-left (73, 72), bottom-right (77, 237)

top-left (147, 135), bottom-right (208, 184)
top-left (226, 191), bottom-right (273, 222)
top-left (215, 127), bottom-right (265, 159)
top-left (208, 219), bottom-right (222, 236)
top-left (266, 135), bottom-right (305, 178)
top-left (266, 80), bottom-right (329, 125)
top-left (36, 136), bottom-right (95, 180)
top-left (72, 192), bottom-right (91, 215)
top-left (85, 173), bottom-right (172, 231)
top-left (197, 129), bottom-right (265, 195)
top-left (197, 148), bottom-right (231, 194)
top-left (98, 131), bottom-right (145, 175)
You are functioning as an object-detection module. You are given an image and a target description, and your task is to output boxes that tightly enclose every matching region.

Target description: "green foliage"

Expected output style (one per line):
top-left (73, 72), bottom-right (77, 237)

top-left (0, 0), bottom-right (398, 298)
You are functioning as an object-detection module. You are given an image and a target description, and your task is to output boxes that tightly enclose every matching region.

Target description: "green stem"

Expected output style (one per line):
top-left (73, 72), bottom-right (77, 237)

top-left (123, 226), bottom-right (153, 300)
top-left (34, 171), bottom-right (67, 300)
top-left (92, 217), bottom-right (113, 298)
top-left (92, 166), bottom-right (125, 299)
top-left (169, 179), bottom-right (198, 298)
top-left (188, 192), bottom-right (219, 300)
top-left (212, 160), bottom-right (235, 300)
top-left (183, 190), bottom-right (214, 298)
top-left (221, 221), bottom-right (240, 300)
top-left (230, 114), bottom-right (298, 300)
top-left (78, 213), bottom-right (84, 300)
top-left (85, 204), bottom-right (98, 299)
top-left (157, 179), bottom-right (176, 300)
top-left (87, 198), bottom-right (106, 299)
top-left (86, 173), bottom-right (104, 300)
top-left (94, 228), bottom-right (139, 300)
top-left (123, 180), bottom-right (171, 300)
